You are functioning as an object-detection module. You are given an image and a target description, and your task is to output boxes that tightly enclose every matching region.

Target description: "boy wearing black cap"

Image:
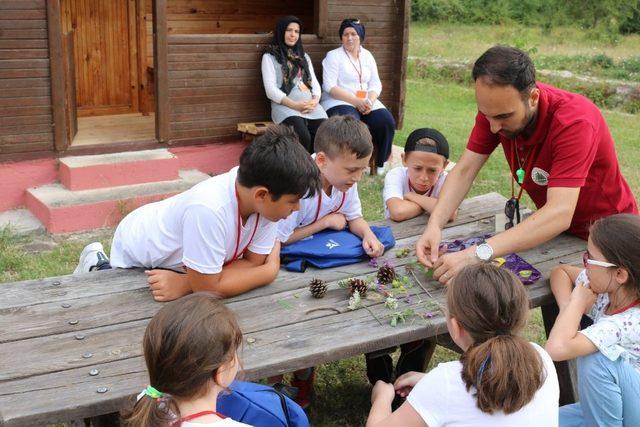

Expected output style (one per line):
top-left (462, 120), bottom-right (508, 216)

top-left (383, 128), bottom-right (456, 222)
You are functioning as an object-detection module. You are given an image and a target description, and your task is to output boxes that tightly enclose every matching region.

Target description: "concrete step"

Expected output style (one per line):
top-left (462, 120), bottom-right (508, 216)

top-left (58, 149), bottom-right (179, 191)
top-left (26, 169), bottom-right (209, 234)
top-left (0, 208), bottom-right (44, 235)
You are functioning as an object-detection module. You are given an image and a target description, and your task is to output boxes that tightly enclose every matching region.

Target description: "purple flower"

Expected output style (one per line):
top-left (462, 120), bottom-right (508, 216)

top-left (368, 258), bottom-right (379, 268)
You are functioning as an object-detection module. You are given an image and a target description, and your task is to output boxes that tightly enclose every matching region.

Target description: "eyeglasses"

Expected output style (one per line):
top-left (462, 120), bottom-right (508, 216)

top-left (504, 197), bottom-right (521, 230)
top-left (583, 251), bottom-right (617, 268)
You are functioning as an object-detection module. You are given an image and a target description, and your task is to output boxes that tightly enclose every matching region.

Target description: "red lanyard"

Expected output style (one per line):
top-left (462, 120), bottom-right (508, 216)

top-left (224, 186), bottom-right (260, 266)
top-left (172, 410), bottom-right (226, 427)
top-left (313, 190), bottom-right (347, 223)
top-left (407, 177), bottom-right (434, 197)
top-left (343, 47), bottom-right (363, 89)
top-left (608, 299), bottom-right (640, 316)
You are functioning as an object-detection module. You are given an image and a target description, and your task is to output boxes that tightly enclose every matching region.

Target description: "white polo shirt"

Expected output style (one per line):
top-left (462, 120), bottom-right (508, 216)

top-left (110, 167), bottom-right (277, 274)
top-left (277, 182), bottom-right (362, 243)
top-left (382, 166), bottom-right (448, 219)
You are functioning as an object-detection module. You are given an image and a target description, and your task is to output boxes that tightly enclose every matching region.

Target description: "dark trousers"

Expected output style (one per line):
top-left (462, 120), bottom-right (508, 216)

top-left (365, 339), bottom-right (433, 385)
top-left (326, 105), bottom-right (396, 167)
top-left (281, 116), bottom-right (325, 154)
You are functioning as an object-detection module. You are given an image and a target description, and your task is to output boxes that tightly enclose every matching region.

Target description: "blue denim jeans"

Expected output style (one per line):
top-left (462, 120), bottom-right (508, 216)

top-left (560, 351), bottom-right (640, 427)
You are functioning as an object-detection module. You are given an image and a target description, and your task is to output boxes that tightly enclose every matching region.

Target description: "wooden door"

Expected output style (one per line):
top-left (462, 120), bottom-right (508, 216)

top-left (60, 0), bottom-right (140, 117)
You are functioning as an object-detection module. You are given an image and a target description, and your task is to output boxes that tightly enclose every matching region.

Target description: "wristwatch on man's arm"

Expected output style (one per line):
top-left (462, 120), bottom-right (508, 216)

top-left (475, 242), bottom-right (494, 262)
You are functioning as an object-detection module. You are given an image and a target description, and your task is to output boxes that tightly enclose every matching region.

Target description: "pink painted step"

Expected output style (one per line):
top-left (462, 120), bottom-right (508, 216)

top-left (59, 149), bottom-right (179, 191)
top-left (26, 170), bottom-right (209, 234)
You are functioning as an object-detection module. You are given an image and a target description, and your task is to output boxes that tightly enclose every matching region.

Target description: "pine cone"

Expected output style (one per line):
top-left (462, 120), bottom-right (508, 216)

top-left (309, 278), bottom-right (328, 298)
top-left (377, 264), bottom-right (397, 285)
top-left (348, 278), bottom-right (369, 297)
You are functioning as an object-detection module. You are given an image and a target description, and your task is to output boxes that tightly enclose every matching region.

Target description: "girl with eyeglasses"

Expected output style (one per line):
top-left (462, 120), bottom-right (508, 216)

top-left (545, 214), bottom-right (640, 426)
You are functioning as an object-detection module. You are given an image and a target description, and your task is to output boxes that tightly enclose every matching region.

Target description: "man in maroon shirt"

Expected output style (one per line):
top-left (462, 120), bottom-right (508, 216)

top-left (416, 45), bottom-right (637, 284)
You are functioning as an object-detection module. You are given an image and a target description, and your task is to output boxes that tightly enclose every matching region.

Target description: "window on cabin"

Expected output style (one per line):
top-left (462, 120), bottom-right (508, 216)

top-left (162, 0), bottom-right (322, 35)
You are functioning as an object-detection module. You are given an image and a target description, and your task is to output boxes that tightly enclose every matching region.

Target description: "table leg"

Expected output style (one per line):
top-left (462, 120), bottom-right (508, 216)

top-left (88, 412), bottom-right (121, 426)
top-left (541, 301), bottom-right (578, 405)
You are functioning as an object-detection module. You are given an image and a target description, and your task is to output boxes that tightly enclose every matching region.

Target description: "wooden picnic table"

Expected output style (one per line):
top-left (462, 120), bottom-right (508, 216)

top-left (0, 192), bottom-right (585, 426)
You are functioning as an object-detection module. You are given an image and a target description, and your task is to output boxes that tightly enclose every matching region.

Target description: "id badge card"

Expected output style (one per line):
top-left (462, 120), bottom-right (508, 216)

top-left (356, 90), bottom-right (367, 99)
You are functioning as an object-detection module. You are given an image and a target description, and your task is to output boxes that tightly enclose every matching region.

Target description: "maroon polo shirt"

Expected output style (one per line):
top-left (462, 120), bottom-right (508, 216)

top-left (467, 82), bottom-right (637, 240)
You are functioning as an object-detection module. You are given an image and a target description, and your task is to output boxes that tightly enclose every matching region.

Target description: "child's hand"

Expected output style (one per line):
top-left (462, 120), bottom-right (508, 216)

top-left (265, 241), bottom-right (281, 274)
top-left (363, 234), bottom-right (384, 257)
top-left (371, 381), bottom-right (395, 405)
top-left (323, 213), bottom-right (347, 231)
top-left (145, 269), bottom-right (191, 302)
top-left (394, 371), bottom-right (425, 397)
top-left (571, 280), bottom-right (597, 312)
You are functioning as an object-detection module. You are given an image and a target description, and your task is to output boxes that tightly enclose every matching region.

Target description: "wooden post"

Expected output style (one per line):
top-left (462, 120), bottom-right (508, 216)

top-left (137, 0), bottom-right (149, 115)
top-left (394, 0), bottom-right (411, 130)
top-left (47, 0), bottom-right (70, 151)
top-left (314, 0), bottom-right (327, 38)
top-left (541, 301), bottom-right (578, 405)
top-left (153, 0), bottom-right (169, 142)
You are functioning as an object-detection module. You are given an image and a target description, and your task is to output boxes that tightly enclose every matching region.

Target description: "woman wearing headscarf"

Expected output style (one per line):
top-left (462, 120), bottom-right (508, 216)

top-left (321, 18), bottom-right (396, 174)
top-left (262, 16), bottom-right (327, 153)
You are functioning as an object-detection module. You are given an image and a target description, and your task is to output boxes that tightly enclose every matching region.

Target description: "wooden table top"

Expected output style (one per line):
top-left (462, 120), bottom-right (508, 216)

top-left (0, 192), bottom-right (586, 426)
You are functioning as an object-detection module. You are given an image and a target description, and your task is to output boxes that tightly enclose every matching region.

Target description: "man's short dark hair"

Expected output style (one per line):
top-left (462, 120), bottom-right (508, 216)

top-left (472, 45), bottom-right (536, 96)
top-left (313, 115), bottom-right (373, 160)
top-left (237, 125), bottom-right (320, 200)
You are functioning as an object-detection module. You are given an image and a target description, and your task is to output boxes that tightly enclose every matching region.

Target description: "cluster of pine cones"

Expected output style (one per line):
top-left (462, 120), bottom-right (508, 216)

top-left (309, 263), bottom-right (398, 298)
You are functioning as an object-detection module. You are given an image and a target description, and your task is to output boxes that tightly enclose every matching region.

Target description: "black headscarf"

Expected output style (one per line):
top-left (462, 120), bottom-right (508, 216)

top-left (265, 16), bottom-right (312, 95)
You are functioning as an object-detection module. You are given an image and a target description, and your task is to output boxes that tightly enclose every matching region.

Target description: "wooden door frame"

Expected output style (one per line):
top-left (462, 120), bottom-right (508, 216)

top-left (153, 0), bottom-right (169, 143)
top-left (48, 0), bottom-right (69, 151)
top-left (49, 0), bottom-right (160, 151)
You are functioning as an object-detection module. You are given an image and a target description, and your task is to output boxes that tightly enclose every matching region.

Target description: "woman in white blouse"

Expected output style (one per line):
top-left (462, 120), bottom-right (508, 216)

top-left (262, 16), bottom-right (327, 153)
top-left (320, 18), bottom-right (396, 174)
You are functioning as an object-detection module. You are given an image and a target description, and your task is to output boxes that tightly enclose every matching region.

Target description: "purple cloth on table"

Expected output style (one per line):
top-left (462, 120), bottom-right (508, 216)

top-left (442, 235), bottom-right (541, 285)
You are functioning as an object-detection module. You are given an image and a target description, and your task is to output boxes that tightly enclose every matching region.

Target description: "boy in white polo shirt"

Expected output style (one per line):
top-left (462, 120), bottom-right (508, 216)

top-left (274, 115), bottom-right (384, 408)
top-left (383, 128), bottom-right (455, 222)
top-left (277, 115), bottom-right (384, 256)
top-left (367, 128), bottom-right (455, 407)
top-left (75, 125), bottom-right (320, 302)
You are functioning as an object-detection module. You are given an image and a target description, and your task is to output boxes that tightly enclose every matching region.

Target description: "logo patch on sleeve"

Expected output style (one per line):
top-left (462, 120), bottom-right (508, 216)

top-left (531, 167), bottom-right (549, 186)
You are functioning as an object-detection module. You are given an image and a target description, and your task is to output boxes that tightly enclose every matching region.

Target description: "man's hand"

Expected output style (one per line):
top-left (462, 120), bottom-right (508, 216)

top-left (145, 269), bottom-right (191, 302)
top-left (322, 213), bottom-right (348, 230)
top-left (415, 224), bottom-right (442, 268)
top-left (433, 247), bottom-right (479, 285)
top-left (371, 381), bottom-right (396, 405)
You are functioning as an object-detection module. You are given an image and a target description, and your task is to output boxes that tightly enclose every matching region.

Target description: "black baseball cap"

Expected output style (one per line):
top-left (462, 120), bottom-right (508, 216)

top-left (404, 128), bottom-right (449, 159)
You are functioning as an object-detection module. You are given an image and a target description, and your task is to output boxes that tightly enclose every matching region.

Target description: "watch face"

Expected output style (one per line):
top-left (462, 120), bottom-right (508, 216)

top-left (477, 244), bottom-right (492, 260)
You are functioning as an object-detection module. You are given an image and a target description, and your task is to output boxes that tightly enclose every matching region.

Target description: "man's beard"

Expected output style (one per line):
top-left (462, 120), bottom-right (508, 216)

top-left (501, 104), bottom-right (537, 140)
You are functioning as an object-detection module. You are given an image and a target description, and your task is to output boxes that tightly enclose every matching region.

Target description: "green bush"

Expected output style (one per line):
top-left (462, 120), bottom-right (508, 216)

top-left (410, 0), bottom-right (640, 34)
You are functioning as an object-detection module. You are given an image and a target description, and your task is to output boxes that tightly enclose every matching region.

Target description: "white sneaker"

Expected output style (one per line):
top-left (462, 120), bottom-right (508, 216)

top-left (73, 242), bottom-right (110, 274)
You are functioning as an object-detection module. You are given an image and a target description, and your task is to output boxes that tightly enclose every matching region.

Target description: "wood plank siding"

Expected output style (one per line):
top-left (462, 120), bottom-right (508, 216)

top-left (0, 0), bottom-right (54, 155)
top-left (1, 0), bottom-right (407, 157)
top-left (166, 0), bottom-right (406, 142)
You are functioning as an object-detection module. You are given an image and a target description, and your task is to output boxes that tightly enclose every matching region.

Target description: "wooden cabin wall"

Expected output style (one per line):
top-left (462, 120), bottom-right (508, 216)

top-left (167, 0), bottom-right (404, 142)
top-left (0, 0), bottom-right (54, 155)
top-left (146, 1), bottom-right (315, 67)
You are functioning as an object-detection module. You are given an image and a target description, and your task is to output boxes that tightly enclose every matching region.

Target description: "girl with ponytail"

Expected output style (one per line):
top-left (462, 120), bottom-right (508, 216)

top-left (123, 292), bottom-right (248, 427)
top-left (367, 263), bottom-right (559, 426)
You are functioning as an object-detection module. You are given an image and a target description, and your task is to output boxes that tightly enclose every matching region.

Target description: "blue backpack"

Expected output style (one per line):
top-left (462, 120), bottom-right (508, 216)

top-left (279, 226), bottom-right (396, 272)
top-left (217, 381), bottom-right (309, 427)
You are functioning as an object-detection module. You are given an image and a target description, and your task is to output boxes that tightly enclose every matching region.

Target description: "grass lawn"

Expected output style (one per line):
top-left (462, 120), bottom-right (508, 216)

top-left (1, 23), bottom-right (639, 427)
top-left (410, 23), bottom-right (640, 83)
